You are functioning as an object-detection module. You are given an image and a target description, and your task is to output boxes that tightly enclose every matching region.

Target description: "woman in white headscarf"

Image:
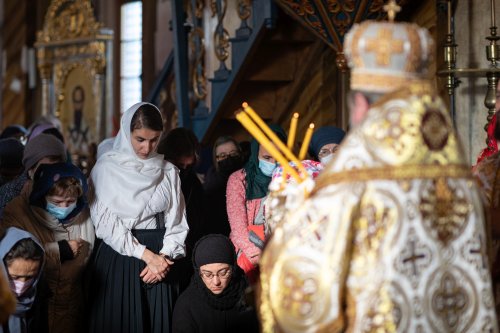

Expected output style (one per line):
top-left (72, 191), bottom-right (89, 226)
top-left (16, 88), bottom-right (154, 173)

top-left (88, 102), bottom-right (189, 333)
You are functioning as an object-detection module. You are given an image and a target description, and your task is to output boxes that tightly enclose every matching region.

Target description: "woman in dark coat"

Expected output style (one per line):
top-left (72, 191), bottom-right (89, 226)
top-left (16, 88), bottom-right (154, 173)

top-left (172, 234), bottom-right (259, 333)
top-left (203, 136), bottom-right (244, 237)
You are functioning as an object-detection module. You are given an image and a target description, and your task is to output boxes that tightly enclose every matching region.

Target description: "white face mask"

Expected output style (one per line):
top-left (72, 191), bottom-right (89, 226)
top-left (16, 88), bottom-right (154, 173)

top-left (9, 278), bottom-right (34, 296)
top-left (319, 153), bottom-right (334, 165)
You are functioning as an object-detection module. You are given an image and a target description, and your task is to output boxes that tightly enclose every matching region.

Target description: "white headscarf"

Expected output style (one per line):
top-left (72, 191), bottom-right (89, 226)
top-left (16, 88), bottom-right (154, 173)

top-left (96, 137), bottom-right (115, 160)
top-left (90, 102), bottom-right (168, 219)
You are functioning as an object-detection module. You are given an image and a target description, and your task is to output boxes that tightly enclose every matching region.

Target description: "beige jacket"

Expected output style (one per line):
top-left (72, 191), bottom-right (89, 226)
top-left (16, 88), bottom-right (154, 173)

top-left (2, 193), bottom-right (95, 333)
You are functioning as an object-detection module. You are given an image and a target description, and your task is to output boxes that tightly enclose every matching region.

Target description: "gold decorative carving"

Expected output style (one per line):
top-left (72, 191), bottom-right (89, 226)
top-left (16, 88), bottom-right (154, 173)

top-left (335, 52), bottom-right (348, 71)
top-left (237, 0), bottom-right (252, 21)
top-left (274, 0), bottom-right (408, 53)
top-left (188, 0), bottom-right (207, 102)
top-left (283, 1), bottom-right (328, 39)
top-left (37, 0), bottom-right (102, 43)
top-left (35, 0), bottom-right (112, 166)
top-left (327, 0), bottom-right (355, 36)
top-left (190, 28), bottom-right (207, 100)
top-left (38, 63), bottom-right (53, 80)
top-left (212, 0), bottom-right (230, 63)
top-left (193, 0), bottom-right (204, 19)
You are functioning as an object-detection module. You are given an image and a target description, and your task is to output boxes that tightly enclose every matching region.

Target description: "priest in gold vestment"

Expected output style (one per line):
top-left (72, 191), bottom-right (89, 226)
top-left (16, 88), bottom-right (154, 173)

top-left (258, 18), bottom-right (498, 333)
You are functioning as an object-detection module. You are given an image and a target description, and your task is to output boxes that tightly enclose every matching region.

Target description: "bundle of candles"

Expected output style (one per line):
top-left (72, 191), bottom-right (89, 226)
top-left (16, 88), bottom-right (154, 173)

top-left (236, 102), bottom-right (315, 183)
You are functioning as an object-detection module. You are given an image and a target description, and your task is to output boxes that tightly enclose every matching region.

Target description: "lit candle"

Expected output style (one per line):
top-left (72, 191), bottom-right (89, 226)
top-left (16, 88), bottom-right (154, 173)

top-left (242, 103), bottom-right (307, 175)
top-left (299, 123), bottom-right (315, 160)
top-left (287, 113), bottom-right (299, 150)
top-left (236, 110), bottom-right (302, 183)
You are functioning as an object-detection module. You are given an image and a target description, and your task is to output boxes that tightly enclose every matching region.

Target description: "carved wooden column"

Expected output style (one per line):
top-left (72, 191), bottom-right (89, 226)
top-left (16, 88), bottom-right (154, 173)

top-left (38, 61), bottom-right (53, 117)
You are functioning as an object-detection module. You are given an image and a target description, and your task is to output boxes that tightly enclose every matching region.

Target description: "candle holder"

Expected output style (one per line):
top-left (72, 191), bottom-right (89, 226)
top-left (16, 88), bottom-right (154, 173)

top-left (437, 0), bottom-right (500, 136)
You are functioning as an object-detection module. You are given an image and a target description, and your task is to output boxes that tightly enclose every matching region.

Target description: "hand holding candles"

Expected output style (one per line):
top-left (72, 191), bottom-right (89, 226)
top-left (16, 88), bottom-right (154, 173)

top-left (235, 110), bottom-right (302, 183)
top-left (242, 103), bottom-right (307, 175)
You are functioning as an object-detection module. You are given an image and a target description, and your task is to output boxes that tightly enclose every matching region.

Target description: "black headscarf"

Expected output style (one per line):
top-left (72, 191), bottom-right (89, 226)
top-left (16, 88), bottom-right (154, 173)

top-left (192, 234), bottom-right (247, 310)
top-left (308, 126), bottom-right (346, 161)
top-left (243, 124), bottom-right (286, 200)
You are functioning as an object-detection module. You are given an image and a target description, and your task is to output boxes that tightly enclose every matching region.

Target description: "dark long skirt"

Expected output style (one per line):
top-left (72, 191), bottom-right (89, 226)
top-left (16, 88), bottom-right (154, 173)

top-left (88, 229), bottom-right (180, 333)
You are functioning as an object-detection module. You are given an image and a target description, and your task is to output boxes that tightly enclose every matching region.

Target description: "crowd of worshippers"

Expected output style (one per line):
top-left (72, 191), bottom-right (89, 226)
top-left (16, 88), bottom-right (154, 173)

top-left (0, 105), bottom-right (345, 333)
top-left (3, 7), bottom-right (500, 330)
top-left (0, 89), bottom-right (500, 333)
top-left (3, 93), bottom-right (497, 332)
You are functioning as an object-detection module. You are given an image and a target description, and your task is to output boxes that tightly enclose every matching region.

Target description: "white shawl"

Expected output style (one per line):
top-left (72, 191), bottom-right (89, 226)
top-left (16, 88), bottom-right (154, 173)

top-left (91, 102), bottom-right (166, 219)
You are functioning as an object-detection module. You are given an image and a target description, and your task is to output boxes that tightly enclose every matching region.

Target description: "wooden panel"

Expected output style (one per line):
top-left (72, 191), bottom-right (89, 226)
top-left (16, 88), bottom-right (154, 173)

top-left (142, 0), bottom-right (156, 98)
top-left (1, 0), bottom-right (27, 128)
top-left (245, 44), bottom-right (307, 82)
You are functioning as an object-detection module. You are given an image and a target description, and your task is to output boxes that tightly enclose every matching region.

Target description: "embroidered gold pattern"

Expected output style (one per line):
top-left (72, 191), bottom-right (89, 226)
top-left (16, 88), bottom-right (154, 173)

top-left (419, 178), bottom-right (471, 244)
top-left (421, 109), bottom-right (449, 151)
top-left (313, 164), bottom-right (471, 196)
top-left (269, 255), bottom-right (331, 333)
top-left (363, 286), bottom-right (398, 332)
top-left (432, 272), bottom-right (469, 331)
top-left (394, 229), bottom-right (432, 288)
top-left (350, 74), bottom-right (429, 93)
top-left (365, 27), bottom-right (404, 66)
top-left (350, 188), bottom-right (398, 281)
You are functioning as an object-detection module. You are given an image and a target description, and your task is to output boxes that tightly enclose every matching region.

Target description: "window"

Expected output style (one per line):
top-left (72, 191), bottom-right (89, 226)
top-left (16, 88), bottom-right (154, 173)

top-left (120, 1), bottom-right (142, 113)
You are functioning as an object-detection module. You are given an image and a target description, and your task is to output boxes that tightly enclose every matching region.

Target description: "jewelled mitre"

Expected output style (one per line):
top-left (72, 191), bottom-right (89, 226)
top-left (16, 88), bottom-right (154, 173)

top-left (343, 20), bottom-right (434, 93)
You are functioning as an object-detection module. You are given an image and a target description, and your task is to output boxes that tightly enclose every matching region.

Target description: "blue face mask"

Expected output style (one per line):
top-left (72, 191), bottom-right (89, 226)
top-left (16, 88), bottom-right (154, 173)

top-left (46, 202), bottom-right (77, 220)
top-left (258, 159), bottom-right (277, 177)
top-left (319, 153), bottom-right (334, 165)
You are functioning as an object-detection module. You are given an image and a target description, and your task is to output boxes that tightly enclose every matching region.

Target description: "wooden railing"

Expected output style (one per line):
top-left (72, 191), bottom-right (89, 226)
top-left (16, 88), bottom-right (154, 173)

top-left (167, 0), bottom-right (276, 140)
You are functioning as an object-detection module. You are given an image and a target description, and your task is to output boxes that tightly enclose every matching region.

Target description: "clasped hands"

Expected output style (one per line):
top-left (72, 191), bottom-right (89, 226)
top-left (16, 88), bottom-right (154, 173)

top-left (140, 249), bottom-right (174, 284)
top-left (68, 238), bottom-right (85, 258)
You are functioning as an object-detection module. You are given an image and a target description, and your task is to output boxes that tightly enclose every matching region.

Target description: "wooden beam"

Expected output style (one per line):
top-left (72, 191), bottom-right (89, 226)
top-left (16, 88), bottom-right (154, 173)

top-left (171, 0), bottom-right (190, 128)
top-left (142, 0), bottom-right (156, 99)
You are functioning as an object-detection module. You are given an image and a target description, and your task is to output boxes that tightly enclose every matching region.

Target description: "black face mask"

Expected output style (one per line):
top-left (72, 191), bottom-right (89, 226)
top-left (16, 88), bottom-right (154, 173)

top-left (217, 156), bottom-right (243, 176)
top-left (179, 167), bottom-right (194, 182)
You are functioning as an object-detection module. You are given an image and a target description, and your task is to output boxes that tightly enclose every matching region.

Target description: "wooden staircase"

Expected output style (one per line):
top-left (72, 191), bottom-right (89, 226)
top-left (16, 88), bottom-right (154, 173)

top-left (197, 9), bottom-right (335, 144)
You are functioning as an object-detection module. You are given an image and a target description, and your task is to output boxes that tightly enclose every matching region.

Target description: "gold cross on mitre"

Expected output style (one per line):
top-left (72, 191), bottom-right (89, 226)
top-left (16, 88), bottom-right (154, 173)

top-left (365, 28), bottom-right (404, 66)
top-left (383, 0), bottom-right (401, 22)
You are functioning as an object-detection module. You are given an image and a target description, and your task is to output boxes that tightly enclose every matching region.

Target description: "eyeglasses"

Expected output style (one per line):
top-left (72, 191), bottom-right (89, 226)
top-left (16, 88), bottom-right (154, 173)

top-left (215, 151), bottom-right (240, 161)
top-left (318, 146), bottom-right (339, 158)
top-left (200, 268), bottom-right (232, 280)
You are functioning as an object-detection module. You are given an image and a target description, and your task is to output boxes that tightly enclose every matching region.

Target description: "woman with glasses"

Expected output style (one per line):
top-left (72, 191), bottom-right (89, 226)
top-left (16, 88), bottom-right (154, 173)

top-left (172, 234), bottom-right (259, 333)
top-left (308, 126), bottom-right (346, 166)
top-left (203, 136), bottom-right (243, 236)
